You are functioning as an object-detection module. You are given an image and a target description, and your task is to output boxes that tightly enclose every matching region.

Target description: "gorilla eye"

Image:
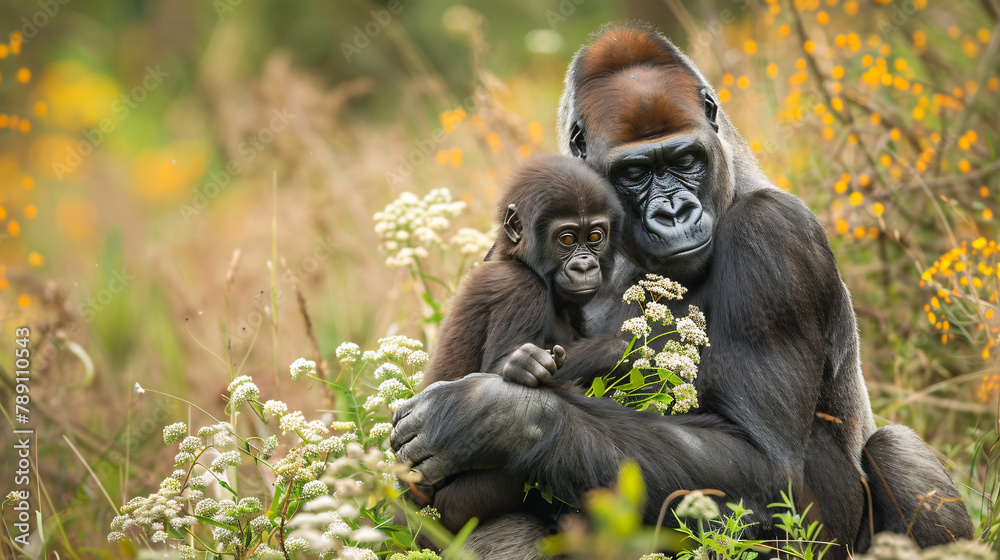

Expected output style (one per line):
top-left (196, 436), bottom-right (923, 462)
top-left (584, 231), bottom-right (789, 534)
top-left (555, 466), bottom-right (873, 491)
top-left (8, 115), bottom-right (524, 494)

top-left (558, 232), bottom-right (577, 246)
top-left (676, 153), bottom-right (696, 169)
top-left (616, 163), bottom-right (651, 186)
top-left (587, 229), bottom-right (604, 244)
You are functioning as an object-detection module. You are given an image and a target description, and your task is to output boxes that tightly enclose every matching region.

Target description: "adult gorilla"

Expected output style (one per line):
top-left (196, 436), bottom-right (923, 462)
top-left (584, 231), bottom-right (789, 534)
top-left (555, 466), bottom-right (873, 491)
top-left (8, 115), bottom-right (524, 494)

top-left (391, 23), bottom-right (972, 558)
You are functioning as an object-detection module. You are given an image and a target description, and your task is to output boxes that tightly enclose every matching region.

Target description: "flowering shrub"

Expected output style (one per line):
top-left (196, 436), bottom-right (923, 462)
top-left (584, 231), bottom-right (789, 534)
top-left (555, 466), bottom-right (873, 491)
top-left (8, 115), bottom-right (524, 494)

top-left (588, 274), bottom-right (709, 415)
top-left (109, 337), bottom-right (446, 559)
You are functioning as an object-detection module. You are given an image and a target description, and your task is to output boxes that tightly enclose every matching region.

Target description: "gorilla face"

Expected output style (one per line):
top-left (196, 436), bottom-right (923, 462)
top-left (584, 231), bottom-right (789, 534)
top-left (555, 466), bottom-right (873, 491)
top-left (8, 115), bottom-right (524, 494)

top-left (605, 133), bottom-right (715, 272)
top-left (566, 57), bottom-right (728, 281)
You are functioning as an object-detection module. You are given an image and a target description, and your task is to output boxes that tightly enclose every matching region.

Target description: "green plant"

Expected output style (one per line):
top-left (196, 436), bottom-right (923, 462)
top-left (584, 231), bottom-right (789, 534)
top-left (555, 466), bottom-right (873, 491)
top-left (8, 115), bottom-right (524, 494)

top-left (107, 335), bottom-right (457, 559)
top-left (587, 274), bottom-right (709, 415)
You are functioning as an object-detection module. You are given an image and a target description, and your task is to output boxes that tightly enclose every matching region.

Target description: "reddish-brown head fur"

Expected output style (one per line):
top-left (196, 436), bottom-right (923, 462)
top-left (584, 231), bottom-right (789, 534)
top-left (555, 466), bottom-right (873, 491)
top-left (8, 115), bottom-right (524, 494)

top-left (570, 25), bottom-right (704, 158)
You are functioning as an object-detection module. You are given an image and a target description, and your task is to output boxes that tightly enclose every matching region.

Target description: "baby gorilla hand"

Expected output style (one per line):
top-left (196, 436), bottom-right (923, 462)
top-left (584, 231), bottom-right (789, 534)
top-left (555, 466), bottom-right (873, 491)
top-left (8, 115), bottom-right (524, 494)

top-left (501, 343), bottom-right (566, 387)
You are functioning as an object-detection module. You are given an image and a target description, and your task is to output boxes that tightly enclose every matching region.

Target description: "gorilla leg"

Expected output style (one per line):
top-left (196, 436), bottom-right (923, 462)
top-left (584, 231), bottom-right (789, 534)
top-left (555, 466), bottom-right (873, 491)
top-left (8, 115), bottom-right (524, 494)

top-left (463, 513), bottom-right (550, 560)
top-left (858, 424), bottom-right (972, 549)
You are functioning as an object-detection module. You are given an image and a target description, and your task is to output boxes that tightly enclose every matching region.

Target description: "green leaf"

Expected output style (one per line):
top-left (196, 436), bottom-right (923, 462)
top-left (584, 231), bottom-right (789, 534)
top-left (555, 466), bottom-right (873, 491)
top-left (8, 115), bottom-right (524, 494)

top-left (218, 480), bottom-right (237, 496)
top-left (590, 377), bottom-right (606, 397)
top-left (192, 514), bottom-right (237, 530)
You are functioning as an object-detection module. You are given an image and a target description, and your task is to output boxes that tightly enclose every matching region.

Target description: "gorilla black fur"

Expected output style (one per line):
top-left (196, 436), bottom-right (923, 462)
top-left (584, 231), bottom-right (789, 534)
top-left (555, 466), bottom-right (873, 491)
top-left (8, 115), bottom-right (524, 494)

top-left (415, 153), bottom-right (622, 534)
top-left (393, 22), bottom-right (972, 559)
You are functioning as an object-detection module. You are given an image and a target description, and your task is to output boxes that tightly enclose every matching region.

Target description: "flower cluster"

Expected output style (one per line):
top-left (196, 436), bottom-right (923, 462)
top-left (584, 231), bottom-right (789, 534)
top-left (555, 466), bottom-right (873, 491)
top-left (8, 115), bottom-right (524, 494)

top-left (451, 227), bottom-right (494, 258)
top-left (289, 357), bottom-right (317, 381)
top-left (675, 490), bottom-right (720, 521)
top-left (592, 274), bottom-right (708, 415)
top-left (111, 352), bottom-right (422, 559)
top-left (374, 189), bottom-right (467, 267)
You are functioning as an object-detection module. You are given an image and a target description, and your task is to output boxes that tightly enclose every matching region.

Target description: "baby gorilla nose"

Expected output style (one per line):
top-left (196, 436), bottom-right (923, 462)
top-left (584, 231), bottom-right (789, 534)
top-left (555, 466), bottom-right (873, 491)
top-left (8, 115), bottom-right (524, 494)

top-left (566, 253), bottom-right (598, 275)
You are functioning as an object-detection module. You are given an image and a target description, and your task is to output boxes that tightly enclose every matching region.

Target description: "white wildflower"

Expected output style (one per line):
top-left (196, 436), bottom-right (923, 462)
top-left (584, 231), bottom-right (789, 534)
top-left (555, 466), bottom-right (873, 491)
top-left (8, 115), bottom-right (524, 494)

top-left (263, 400), bottom-right (288, 418)
top-left (672, 383), bottom-right (699, 414)
top-left (289, 358), bottom-right (317, 380)
top-left (643, 301), bottom-right (674, 325)
top-left (279, 411), bottom-right (306, 435)
top-left (230, 382), bottom-right (259, 410)
top-left (340, 547), bottom-right (378, 560)
top-left (655, 352), bottom-right (699, 381)
top-left (162, 422), bottom-right (187, 445)
top-left (407, 350), bottom-right (430, 371)
top-left (377, 378), bottom-right (406, 400)
top-left (363, 395), bottom-right (385, 410)
top-left (675, 490), bottom-right (719, 520)
top-left (369, 422), bottom-right (393, 439)
top-left (260, 435), bottom-right (279, 460)
top-left (226, 375), bottom-right (253, 394)
top-left (621, 316), bottom-right (651, 338)
top-left (284, 537), bottom-right (309, 552)
top-left (336, 342), bottom-right (361, 365)
top-left (623, 284), bottom-right (645, 303)
top-left (451, 227), bottom-right (493, 257)
top-left (373, 363), bottom-right (403, 380)
top-left (303, 480), bottom-right (329, 500)
top-left (151, 530), bottom-right (168, 543)
top-left (676, 317), bottom-right (710, 347)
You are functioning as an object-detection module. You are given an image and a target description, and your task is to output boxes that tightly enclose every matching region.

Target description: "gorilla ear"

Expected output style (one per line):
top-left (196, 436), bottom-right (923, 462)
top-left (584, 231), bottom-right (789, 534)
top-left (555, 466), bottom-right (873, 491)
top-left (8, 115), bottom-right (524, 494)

top-left (503, 203), bottom-right (523, 243)
top-left (569, 121), bottom-right (587, 160)
top-left (701, 88), bottom-right (719, 132)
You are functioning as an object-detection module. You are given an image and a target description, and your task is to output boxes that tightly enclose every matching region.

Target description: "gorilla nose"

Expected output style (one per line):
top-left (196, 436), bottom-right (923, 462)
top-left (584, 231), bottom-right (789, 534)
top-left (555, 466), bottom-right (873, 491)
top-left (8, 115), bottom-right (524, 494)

top-left (567, 254), bottom-right (598, 275)
top-left (651, 197), bottom-right (700, 227)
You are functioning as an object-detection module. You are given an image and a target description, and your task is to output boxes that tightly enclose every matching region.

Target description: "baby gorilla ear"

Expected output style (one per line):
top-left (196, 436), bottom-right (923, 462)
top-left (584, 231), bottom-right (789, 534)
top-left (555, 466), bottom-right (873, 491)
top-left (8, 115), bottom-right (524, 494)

top-left (503, 203), bottom-right (523, 243)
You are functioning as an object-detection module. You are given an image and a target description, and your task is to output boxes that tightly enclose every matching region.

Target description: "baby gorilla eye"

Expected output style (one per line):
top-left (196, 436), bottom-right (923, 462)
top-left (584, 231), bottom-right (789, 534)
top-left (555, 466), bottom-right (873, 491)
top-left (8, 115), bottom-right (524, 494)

top-left (587, 229), bottom-right (604, 244)
top-left (558, 232), bottom-right (577, 246)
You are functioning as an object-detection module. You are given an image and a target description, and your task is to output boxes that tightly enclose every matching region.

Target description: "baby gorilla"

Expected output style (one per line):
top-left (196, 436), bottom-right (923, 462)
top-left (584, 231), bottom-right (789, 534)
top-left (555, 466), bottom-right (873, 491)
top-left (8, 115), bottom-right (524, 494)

top-left (411, 153), bottom-right (623, 535)
top-left (422, 153), bottom-right (623, 389)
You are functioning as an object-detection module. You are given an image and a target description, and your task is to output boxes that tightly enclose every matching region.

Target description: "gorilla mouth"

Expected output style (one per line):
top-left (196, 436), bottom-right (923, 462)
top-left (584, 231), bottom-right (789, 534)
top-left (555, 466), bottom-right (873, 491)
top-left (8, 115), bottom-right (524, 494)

top-left (667, 236), bottom-right (712, 258)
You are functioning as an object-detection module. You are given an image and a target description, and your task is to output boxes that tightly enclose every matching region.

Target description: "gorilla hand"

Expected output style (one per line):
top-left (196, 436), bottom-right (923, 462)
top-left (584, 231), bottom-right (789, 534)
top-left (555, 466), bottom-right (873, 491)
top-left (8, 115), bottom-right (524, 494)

top-left (502, 343), bottom-right (566, 387)
top-left (391, 372), bottom-right (559, 498)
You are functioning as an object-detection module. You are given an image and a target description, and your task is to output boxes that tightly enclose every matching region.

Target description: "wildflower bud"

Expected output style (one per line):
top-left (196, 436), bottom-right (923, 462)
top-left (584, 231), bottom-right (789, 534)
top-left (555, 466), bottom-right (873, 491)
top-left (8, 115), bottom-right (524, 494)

top-left (151, 530), bottom-right (168, 543)
top-left (674, 490), bottom-right (719, 520)
top-left (671, 383), bottom-right (699, 414)
top-left (336, 342), bottom-right (361, 365)
top-left (226, 375), bottom-right (253, 394)
top-left (284, 537), bottom-right (309, 552)
top-left (237, 497), bottom-right (262, 513)
top-left (133, 382), bottom-right (145, 395)
top-left (263, 400), bottom-right (288, 419)
top-left (250, 515), bottom-right (272, 534)
top-left (289, 358), bottom-right (317, 381)
top-left (107, 531), bottom-right (127, 543)
top-left (163, 422), bottom-right (188, 445)
top-left (303, 480), bottom-right (330, 500)
top-left (230, 382), bottom-right (260, 410)
top-left (407, 350), bottom-right (430, 372)
top-left (260, 435), bottom-right (278, 460)
top-left (621, 316), bottom-right (652, 338)
top-left (369, 422), bottom-right (393, 439)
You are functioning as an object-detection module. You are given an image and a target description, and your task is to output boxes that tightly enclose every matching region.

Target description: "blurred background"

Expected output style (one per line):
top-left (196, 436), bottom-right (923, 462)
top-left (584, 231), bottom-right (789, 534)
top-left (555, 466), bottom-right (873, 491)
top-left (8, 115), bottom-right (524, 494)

top-left (0, 0), bottom-right (998, 555)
